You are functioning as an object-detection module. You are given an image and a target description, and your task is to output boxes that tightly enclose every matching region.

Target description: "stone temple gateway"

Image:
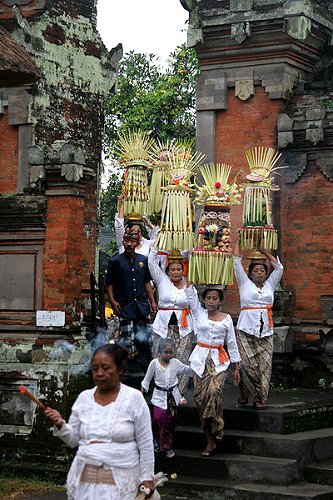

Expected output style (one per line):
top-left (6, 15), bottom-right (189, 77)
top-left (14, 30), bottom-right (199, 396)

top-left (0, 0), bottom-right (332, 477)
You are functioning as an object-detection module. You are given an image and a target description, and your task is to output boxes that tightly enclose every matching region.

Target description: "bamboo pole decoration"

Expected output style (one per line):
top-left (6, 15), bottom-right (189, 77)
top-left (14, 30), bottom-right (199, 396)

top-left (19, 385), bottom-right (46, 411)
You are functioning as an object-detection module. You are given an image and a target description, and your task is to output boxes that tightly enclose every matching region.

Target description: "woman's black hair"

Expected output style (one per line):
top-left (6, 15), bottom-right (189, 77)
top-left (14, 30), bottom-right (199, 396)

top-left (202, 288), bottom-right (224, 301)
top-left (125, 221), bottom-right (149, 239)
top-left (248, 262), bottom-right (268, 279)
top-left (125, 222), bottom-right (143, 232)
top-left (92, 343), bottom-right (128, 371)
top-left (158, 337), bottom-right (175, 354)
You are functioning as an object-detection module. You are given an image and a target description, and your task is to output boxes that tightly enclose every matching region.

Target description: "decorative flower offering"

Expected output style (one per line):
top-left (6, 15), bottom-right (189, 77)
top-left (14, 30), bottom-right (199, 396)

top-left (240, 146), bottom-right (286, 250)
top-left (148, 139), bottom-right (175, 215)
top-left (189, 162), bottom-right (242, 285)
top-left (153, 142), bottom-right (205, 251)
top-left (115, 129), bottom-right (156, 216)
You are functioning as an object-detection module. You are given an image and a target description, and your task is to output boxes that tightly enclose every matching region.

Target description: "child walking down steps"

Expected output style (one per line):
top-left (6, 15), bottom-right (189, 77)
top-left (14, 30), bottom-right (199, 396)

top-left (141, 337), bottom-right (193, 458)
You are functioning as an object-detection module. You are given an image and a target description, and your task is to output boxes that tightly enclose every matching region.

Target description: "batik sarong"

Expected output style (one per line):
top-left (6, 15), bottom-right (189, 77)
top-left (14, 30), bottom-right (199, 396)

top-left (193, 354), bottom-right (227, 436)
top-left (236, 329), bottom-right (273, 404)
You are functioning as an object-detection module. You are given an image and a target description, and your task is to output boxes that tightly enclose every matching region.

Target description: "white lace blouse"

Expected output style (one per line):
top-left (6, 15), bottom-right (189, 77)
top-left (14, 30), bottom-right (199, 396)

top-left (141, 358), bottom-right (193, 409)
top-left (185, 285), bottom-right (241, 377)
top-left (148, 248), bottom-right (193, 338)
top-left (233, 255), bottom-right (284, 338)
top-left (53, 383), bottom-right (154, 499)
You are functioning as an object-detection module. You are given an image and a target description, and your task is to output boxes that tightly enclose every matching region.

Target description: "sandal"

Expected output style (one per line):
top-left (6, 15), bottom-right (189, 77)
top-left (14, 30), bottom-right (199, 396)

top-left (215, 432), bottom-right (223, 442)
top-left (165, 448), bottom-right (175, 458)
top-left (237, 397), bottom-right (248, 406)
top-left (201, 446), bottom-right (216, 457)
top-left (253, 401), bottom-right (267, 410)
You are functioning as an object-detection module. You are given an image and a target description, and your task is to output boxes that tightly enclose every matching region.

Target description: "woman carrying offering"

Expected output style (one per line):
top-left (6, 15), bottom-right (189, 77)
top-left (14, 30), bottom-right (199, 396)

top-left (115, 194), bottom-right (159, 256)
top-left (185, 284), bottom-right (240, 457)
top-left (141, 337), bottom-right (193, 459)
top-left (233, 237), bottom-right (284, 409)
top-left (44, 344), bottom-right (154, 500)
top-left (148, 247), bottom-right (193, 402)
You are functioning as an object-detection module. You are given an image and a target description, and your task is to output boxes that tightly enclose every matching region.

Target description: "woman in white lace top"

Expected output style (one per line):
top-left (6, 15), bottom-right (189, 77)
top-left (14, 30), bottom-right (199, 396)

top-left (185, 284), bottom-right (240, 457)
top-left (44, 344), bottom-right (154, 500)
top-left (233, 237), bottom-right (284, 409)
top-left (148, 247), bottom-right (194, 400)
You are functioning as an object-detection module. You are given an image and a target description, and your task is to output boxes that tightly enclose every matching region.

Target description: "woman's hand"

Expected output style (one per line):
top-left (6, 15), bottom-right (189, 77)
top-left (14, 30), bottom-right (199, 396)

top-left (261, 249), bottom-right (277, 263)
top-left (143, 216), bottom-right (154, 229)
top-left (44, 407), bottom-right (64, 430)
top-left (139, 480), bottom-right (155, 498)
top-left (233, 364), bottom-right (240, 386)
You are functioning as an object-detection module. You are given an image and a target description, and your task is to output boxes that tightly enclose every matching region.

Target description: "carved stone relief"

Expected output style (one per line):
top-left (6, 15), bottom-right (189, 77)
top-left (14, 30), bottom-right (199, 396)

top-left (284, 151), bottom-right (308, 183)
top-left (317, 152), bottom-right (333, 181)
top-left (231, 22), bottom-right (251, 44)
top-left (235, 79), bottom-right (254, 101)
top-left (60, 164), bottom-right (84, 183)
top-left (283, 16), bottom-right (312, 41)
top-left (306, 128), bottom-right (324, 145)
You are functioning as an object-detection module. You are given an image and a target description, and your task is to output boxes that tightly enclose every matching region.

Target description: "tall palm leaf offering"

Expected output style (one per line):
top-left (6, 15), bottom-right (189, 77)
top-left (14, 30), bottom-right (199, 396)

top-left (153, 144), bottom-right (205, 251)
top-left (240, 146), bottom-right (283, 250)
top-left (148, 139), bottom-right (175, 215)
top-left (115, 130), bottom-right (156, 217)
top-left (188, 163), bottom-right (242, 285)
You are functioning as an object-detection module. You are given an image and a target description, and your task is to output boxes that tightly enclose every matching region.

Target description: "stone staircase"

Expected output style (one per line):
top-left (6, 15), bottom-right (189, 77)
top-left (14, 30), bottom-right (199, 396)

top-left (153, 383), bottom-right (333, 499)
top-left (1, 371), bottom-right (333, 499)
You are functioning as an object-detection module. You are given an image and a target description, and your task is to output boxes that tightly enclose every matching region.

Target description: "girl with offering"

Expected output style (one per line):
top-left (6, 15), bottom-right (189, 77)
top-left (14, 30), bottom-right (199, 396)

top-left (148, 247), bottom-right (193, 401)
top-left (233, 237), bottom-right (283, 409)
top-left (185, 284), bottom-right (240, 457)
top-left (141, 337), bottom-right (193, 459)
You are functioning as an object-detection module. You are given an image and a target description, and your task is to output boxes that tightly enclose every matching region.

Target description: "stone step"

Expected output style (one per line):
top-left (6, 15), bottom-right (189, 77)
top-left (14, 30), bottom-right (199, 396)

top-left (155, 449), bottom-right (301, 485)
top-left (175, 400), bottom-right (333, 434)
top-left (174, 426), bottom-right (333, 464)
top-left (305, 459), bottom-right (333, 486)
top-left (160, 476), bottom-right (333, 500)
